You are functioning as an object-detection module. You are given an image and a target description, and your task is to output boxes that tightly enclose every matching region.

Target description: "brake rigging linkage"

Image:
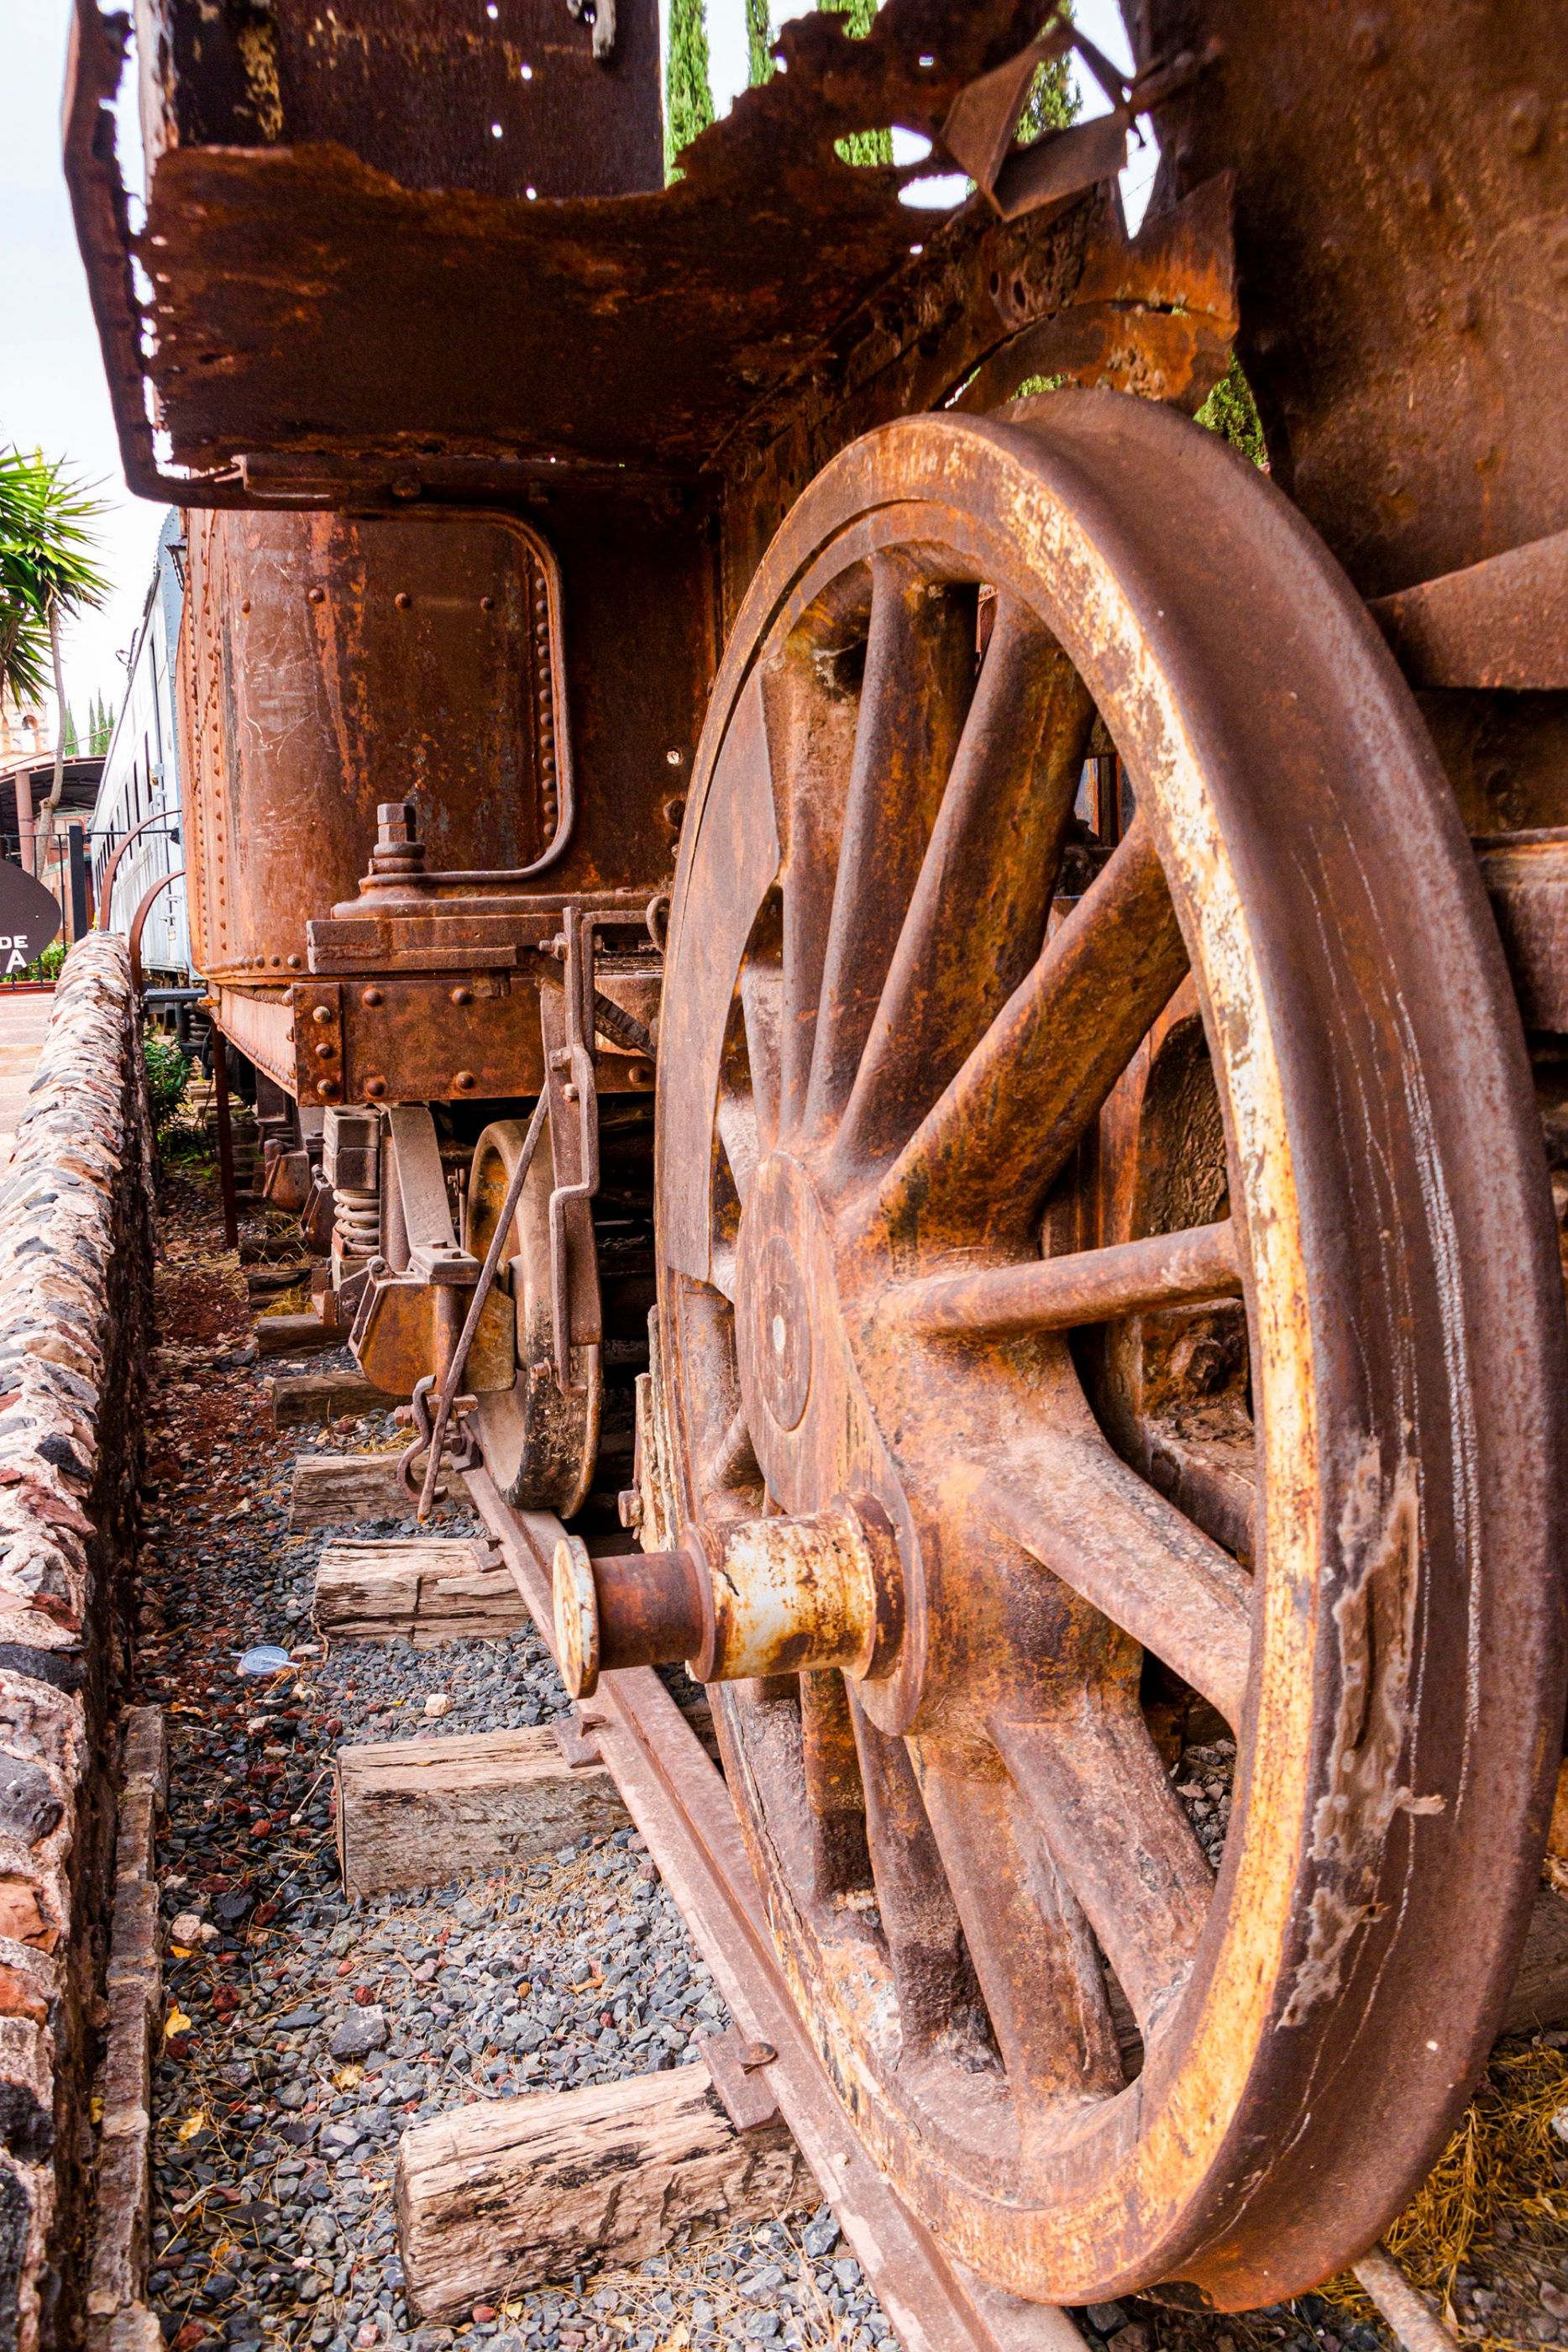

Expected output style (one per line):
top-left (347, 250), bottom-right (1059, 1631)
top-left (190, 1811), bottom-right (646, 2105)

top-left (397, 1086), bottom-right (551, 1520)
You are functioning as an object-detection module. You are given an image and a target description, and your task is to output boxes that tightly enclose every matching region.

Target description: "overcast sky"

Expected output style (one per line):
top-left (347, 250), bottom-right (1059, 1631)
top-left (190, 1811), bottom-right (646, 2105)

top-left (0, 0), bottom-right (1145, 737)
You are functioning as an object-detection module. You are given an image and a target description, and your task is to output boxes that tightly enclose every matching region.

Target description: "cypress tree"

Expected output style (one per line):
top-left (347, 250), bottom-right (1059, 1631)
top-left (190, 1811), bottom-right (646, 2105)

top-left (1196, 355), bottom-right (1268, 467)
top-left (665, 0), bottom-right (714, 181)
top-left (1017, 49), bottom-right (1076, 140)
top-left (60, 704), bottom-right (78, 758)
top-left (822, 0), bottom-right (891, 167)
top-left (746, 0), bottom-right (772, 86)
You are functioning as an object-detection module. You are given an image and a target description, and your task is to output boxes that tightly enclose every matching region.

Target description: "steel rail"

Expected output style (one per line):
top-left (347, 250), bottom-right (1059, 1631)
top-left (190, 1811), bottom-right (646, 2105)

top-left (465, 1466), bottom-right (1085, 2352)
top-left (466, 1467), bottom-right (1463, 2352)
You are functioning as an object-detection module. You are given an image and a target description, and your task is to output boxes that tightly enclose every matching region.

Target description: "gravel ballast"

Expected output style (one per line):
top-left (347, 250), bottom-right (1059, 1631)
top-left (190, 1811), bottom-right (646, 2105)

top-left (136, 1193), bottom-right (896, 2352)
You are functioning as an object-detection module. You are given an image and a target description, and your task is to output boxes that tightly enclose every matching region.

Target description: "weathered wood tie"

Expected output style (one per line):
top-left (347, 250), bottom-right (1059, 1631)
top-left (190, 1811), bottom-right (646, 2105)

top-left (270, 1369), bottom-right (409, 1431)
top-left (254, 1311), bottom-right (338, 1358)
top-left (288, 1452), bottom-right (448, 1530)
top-left (336, 1725), bottom-right (629, 1897)
top-left (313, 1536), bottom-right (527, 1644)
top-left (395, 2055), bottom-right (816, 2321)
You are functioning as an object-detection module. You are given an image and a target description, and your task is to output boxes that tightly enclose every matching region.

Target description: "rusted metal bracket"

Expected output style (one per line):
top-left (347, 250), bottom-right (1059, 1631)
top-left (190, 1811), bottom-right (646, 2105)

top-left (545, 909), bottom-right (606, 1395)
top-left (552, 1706), bottom-right (606, 1769)
top-left (942, 9), bottom-right (1218, 223)
top-left (1369, 527), bottom-right (1568, 690)
top-left (565, 0), bottom-right (617, 65)
top-left (695, 2027), bottom-right (784, 2137)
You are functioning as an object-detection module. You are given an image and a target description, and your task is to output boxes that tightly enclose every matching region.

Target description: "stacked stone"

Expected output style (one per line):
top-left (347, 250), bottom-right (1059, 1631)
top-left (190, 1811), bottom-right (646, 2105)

top-left (0, 938), bottom-right (154, 2352)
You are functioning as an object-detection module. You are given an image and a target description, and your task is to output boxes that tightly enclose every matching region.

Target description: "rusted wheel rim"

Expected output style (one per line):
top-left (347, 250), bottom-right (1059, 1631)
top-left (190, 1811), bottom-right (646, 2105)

top-left (467, 1116), bottom-right (600, 1515)
top-left (654, 396), bottom-right (1567, 2307)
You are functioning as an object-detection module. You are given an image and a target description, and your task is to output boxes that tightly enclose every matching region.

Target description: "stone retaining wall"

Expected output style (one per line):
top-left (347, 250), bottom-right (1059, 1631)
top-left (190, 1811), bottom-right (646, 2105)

top-left (0, 939), bottom-right (155, 2352)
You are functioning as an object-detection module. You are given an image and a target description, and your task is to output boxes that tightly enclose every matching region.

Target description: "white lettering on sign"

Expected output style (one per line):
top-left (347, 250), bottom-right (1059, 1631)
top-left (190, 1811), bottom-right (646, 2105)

top-left (3, 950), bottom-right (25, 975)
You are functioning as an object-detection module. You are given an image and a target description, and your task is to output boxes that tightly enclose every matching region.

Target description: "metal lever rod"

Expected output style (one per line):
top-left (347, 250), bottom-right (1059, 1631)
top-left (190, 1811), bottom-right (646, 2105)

top-left (406, 1086), bottom-right (551, 1520)
top-left (548, 905), bottom-right (605, 1394)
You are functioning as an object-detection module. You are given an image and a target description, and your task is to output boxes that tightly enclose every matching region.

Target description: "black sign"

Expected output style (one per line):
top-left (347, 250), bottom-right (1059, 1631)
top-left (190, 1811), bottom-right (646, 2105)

top-left (0, 860), bottom-right (64, 977)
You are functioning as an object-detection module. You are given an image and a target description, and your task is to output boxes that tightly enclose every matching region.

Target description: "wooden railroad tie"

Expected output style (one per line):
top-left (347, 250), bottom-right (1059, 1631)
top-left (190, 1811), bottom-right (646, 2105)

top-left (270, 1369), bottom-right (410, 1431)
top-left (313, 1536), bottom-right (529, 1646)
top-left (288, 1452), bottom-right (448, 1530)
top-left (335, 1725), bottom-right (630, 1897)
top-left (394, 2039), bottom-right (815, 2322)
top-left (254, 1311), bottom-right (338, 1358)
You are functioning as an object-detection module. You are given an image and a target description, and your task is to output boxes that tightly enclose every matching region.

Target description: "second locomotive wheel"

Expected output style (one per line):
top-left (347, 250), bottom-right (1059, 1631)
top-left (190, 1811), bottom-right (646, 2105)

top-left (466, 1114), bottom-right (601, 1516)
top-left (653, 397), bottom-right (1567, 2306)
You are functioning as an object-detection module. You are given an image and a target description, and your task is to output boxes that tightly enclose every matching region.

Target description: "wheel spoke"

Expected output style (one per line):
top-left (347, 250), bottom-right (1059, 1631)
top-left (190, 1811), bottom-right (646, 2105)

top-left (892, 1220), bottom-right (1242, 1338)
top-left (993, 1692), bottom-right (1214, 2038)
top-left (915, 1747), bottom-right (1124, 2129)
top-left (803, 554), bottom-right (976, 1141)
top-left (875, 817), bottom-right (1188, 1249)
top-left (984, 1435), bottom-right (1252, 1727)
top-left (740, 945), bottom-right (784, 1162)
top-left (703, 1401), bottom-right (760, 1496)
top-left (800, 1670), bottom-right (872, 1900)
top-left (849, 1699), bottom-right (981, 2060)
top-left (833, 600), bottom-right (1093, 1172)
top-left (1146, 1423), bottom-right (1257, 1562)
top-left (716, 1087), bottom-right (758, 1210)
top-left (660, 670), bottom-right (780, 1284)
top-left (763, 652), bottom-right (858, 1140)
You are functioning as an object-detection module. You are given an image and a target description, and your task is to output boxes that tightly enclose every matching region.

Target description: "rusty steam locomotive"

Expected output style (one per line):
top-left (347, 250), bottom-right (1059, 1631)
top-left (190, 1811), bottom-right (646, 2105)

top-left (67, 0), bottom-right (1568, 2314)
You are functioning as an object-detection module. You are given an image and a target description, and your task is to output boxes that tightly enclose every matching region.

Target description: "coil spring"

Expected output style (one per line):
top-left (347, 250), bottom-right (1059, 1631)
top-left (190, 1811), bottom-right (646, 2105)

top-left (333, 1183), bottom-right (380, 1260)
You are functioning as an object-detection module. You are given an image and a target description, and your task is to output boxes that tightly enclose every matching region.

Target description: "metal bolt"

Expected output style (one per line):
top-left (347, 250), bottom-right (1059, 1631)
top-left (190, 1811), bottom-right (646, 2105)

top-left (364, 1076), bottom-right (387, 1100)
top-left (312, 1005), bottom-right (333, 1025)
top-left (362, 987), bottom-right (384, 1007)
top-left (314, 1041), bottom-right (336, 1062)
top-left (307, 585), bottom-right (326, 605)
top-left (286, 953), bottom-right (302, 969)
top-left (450, 985), bottom-right (474, 1007)
top-left (395, 591), bottom-right (412, 610)
top-left (1507, 91), bottom-right (1545, 155)
top-left (454, 1070), bottom-right (477, 1092)
top-left (563, 1082), bottom-right (579, 1104)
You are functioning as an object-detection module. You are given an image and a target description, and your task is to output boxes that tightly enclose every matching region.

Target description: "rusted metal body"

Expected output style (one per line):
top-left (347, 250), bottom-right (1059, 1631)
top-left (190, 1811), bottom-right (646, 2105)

top-left (66, 0), bottom-right (1568, 2322)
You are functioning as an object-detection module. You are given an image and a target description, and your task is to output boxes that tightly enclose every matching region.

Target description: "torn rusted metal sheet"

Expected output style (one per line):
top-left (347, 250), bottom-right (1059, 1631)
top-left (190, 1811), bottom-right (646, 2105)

top-left (952, 170), bottom-right (1237, 412)
top-left (1371, 529), bottom-right (1568, 691)
top-left (134, 0), bottom-right (661, 196)
top-left (70, 0), bottom-right (1086, 494)
top-left (941, 11), bottom-right (1214, 225)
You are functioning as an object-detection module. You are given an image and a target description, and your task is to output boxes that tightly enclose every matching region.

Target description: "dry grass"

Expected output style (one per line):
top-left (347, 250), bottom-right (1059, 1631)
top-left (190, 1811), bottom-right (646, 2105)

top-left (1328, 2041), bottom-right (1568, 2344)
top-left (256, 1285), bottom-right (309, 1316)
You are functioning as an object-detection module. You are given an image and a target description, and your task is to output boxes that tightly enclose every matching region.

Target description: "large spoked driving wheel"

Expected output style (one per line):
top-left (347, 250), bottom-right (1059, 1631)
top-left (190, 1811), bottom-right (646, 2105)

top-left (653, 396), bottom-right (1566, 2306)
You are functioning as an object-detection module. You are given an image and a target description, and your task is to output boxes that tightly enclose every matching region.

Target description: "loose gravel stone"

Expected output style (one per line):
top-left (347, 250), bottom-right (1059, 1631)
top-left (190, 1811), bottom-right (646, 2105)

top-left (137, 1176), bottom-right (879, 2352)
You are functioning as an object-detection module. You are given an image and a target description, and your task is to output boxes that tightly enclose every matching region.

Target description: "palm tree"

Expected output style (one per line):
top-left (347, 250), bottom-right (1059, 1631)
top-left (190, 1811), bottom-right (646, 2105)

top-left (0, 449), bottom-right (109, 874)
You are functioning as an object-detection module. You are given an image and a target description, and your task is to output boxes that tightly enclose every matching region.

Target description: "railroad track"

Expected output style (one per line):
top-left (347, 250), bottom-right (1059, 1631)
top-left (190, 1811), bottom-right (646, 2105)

top-left (463, 1469), bottom-right (1457, 2352)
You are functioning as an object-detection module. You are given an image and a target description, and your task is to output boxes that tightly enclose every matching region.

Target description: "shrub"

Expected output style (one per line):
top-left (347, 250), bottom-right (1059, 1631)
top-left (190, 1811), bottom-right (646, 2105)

top-left (143, 1026), bottom-right (191, 1132)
